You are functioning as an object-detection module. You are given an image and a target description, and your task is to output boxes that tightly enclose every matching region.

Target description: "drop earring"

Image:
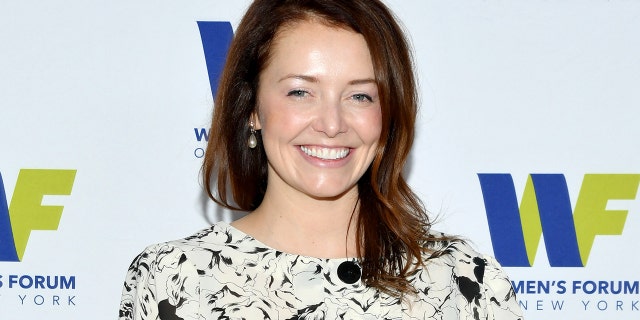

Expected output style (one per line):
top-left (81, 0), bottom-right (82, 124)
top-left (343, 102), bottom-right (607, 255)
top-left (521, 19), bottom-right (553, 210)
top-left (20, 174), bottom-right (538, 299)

top-left (248, 121), bottom-right (257, 149)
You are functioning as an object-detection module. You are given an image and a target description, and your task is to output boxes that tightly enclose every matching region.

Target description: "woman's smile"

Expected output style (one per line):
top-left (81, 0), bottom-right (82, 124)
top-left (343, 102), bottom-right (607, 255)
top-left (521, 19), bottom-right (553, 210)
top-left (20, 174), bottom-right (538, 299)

top-left (299, 145), bottom-right (351, 161)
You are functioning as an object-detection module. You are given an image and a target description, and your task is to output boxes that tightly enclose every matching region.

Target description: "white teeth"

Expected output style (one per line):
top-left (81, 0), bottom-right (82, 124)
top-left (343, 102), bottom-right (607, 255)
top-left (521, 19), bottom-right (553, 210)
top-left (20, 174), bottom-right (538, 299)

top-left (300, 146), bottom-right (349, 160)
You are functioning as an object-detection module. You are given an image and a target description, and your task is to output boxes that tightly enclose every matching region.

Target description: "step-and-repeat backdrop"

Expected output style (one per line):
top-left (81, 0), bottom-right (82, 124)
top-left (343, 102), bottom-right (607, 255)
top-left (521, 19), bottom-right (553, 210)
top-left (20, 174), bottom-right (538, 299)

top-left (1, 1), bottom-right (639, 318)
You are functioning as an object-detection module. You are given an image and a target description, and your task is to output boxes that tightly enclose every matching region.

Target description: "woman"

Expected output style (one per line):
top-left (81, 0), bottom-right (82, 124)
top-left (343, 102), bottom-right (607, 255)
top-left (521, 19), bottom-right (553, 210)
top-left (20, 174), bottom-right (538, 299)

top-left (120, 0), bottom-right (523, 319)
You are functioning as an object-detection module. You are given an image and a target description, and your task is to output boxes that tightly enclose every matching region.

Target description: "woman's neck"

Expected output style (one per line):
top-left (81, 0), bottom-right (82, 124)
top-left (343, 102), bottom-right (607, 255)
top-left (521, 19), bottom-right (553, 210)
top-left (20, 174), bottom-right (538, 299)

top-left (231, 186), bottom-right (360, 259)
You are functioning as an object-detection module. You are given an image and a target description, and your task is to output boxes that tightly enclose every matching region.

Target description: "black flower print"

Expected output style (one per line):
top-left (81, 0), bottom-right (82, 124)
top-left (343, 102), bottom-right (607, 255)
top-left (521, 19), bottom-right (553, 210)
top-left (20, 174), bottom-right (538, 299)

top-left (120, 222), bottom-right (523, 320)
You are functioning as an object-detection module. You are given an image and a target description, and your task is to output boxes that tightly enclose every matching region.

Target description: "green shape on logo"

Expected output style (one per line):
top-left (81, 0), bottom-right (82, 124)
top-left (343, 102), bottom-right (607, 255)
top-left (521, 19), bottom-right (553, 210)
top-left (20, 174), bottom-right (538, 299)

top-left (8, 169), bottom-right (76, 261)
top-left (574, 174), bottom-right (640, 266)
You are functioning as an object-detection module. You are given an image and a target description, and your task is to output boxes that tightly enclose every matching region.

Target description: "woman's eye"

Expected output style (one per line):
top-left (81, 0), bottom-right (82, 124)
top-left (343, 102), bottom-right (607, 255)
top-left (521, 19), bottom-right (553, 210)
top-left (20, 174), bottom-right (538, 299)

top-left (287, 90), bottom-right (308, 97)
top-left (352, 93), bottom-right (373, 102)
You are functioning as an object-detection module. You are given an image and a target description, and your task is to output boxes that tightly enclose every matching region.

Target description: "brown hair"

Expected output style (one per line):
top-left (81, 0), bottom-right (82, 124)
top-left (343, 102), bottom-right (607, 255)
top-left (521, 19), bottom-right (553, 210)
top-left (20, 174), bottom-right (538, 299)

top-left (203, 0), bottom-right (433, 296)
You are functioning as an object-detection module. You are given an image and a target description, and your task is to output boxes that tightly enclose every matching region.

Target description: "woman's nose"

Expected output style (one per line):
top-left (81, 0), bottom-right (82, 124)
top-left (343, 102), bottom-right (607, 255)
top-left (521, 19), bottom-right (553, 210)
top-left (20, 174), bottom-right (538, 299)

top-left (311, 97), bottom-right (348, 137)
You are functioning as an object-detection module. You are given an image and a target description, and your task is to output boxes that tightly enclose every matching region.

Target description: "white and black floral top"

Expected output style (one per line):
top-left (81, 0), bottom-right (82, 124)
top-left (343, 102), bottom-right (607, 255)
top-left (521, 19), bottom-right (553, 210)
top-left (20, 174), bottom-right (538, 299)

top-left (119, 222), bottom-right (522, 320)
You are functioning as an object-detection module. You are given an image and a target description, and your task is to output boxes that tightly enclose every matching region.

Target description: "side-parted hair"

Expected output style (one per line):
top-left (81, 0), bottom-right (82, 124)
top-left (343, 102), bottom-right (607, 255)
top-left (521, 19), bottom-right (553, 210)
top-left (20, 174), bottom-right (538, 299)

top-left (203, 0), bottom-right (433, 296)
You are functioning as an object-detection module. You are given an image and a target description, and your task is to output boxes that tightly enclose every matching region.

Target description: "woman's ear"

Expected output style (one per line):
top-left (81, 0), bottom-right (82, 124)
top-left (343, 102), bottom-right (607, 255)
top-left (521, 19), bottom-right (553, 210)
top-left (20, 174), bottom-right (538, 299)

top-left (251, 112), bottom-right (262, 130)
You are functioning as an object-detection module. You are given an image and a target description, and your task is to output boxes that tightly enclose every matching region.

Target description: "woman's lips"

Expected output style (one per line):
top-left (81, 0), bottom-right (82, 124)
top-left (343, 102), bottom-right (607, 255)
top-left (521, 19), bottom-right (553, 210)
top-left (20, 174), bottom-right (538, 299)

top-left (299, 145), bottom-right (351, 160)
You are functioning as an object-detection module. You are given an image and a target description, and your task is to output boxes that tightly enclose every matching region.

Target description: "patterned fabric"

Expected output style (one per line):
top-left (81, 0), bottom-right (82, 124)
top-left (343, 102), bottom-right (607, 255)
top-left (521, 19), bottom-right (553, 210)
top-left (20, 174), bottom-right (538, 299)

top-left (119, 222), bottom-right (523, 320)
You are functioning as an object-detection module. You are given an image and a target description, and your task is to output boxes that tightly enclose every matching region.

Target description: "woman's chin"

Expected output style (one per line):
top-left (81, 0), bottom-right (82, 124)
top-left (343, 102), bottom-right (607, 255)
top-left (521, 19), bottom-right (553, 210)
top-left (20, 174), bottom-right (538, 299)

top-left (301, 183), bottom-right (358, 201)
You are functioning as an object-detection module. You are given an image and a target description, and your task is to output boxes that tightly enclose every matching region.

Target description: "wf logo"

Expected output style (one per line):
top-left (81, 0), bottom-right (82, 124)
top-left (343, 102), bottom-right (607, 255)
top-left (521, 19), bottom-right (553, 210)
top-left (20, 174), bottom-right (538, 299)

top-left (0, 169), bottom-right (76, 262)
top-left (479, 174), bottom-right (640, 267)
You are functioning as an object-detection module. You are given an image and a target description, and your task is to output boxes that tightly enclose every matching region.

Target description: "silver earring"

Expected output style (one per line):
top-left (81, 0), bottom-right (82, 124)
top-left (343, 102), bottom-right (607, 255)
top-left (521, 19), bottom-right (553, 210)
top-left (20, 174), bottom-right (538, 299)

top-left (248, 121), bottom-right (257, 149)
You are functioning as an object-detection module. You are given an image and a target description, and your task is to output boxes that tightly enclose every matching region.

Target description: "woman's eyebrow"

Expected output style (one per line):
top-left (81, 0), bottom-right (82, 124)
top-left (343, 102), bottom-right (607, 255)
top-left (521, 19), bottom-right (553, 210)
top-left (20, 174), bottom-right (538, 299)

top-left (278, 74), bottom-right (319, 83)
top-left (348, 78), bottom-right (376, 85)
top-left (278, 74), bottom-right (375, 85)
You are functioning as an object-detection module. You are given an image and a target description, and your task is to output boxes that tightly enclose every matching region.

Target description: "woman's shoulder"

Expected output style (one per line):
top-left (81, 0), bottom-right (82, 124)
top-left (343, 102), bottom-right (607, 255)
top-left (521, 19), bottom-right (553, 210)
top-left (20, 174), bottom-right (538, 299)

top-left (416, 231), bottom-right (487, 284)
top-left (412, 230), bottom-right (523, 319)
top-left (420, 230), bottom-right (510, 289)
top-left (119, 224), bottom-right (229, 320)
top-left (128, 221), bottom-right (251, 269)
top-left (423, 230), bottom-right (480, 264)
top-left (120, 222), bottom-right (253, 318)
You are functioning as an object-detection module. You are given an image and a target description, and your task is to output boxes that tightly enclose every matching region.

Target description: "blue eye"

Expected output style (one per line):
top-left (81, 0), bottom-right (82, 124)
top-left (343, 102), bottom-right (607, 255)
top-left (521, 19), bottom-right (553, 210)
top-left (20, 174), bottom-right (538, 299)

top-left (287, 90), bottom-right (308, 97)
top-left (352, 93), bottom-right (373, 102)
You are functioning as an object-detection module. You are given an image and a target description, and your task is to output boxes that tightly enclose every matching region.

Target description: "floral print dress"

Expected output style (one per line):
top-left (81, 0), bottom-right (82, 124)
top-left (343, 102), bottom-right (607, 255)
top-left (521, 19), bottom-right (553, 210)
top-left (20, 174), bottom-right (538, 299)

top-left (119, 222), bottom-right (523, 319)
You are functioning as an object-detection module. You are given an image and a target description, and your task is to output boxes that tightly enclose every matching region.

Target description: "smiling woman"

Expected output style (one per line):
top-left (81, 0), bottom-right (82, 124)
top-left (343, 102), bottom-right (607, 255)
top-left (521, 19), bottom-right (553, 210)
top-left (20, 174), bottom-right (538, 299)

top-left (119, 0), bottom-right (523, 319)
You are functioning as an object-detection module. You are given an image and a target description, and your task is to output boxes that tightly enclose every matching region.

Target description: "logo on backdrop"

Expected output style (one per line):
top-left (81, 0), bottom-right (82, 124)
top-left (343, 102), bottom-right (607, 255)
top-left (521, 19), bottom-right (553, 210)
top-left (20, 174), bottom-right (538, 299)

top-left (478, 173), bottom-right (640, 267)
top-left (193, 21), bottom-right (233, 159)
top-left (0, 169), bottom-right (77, 262)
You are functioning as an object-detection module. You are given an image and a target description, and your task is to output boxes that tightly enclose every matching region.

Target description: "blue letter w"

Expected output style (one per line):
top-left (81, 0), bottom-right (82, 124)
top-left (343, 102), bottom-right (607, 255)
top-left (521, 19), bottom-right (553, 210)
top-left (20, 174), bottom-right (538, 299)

top-left (197, 21), bottom-right (233, 98)
top-left (478, 174), bottom-right (582, 267)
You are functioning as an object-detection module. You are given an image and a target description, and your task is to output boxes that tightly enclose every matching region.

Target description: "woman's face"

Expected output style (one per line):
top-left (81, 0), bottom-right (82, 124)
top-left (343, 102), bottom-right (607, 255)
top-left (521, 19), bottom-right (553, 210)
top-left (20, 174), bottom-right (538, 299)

top-left (255, 20), bottom-right (382, 200)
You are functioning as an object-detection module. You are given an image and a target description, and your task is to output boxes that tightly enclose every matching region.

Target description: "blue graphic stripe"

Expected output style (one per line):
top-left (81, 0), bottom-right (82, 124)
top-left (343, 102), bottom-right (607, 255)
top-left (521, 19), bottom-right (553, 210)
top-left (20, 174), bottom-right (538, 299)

top-left (197, 21), bottom-right (234, 98)
top-left (0, 172), bottom-right (19, 261)
top-left (478, 174), bottom-right (529, 267)
top-left (530, 174), bottom-right (582, 267)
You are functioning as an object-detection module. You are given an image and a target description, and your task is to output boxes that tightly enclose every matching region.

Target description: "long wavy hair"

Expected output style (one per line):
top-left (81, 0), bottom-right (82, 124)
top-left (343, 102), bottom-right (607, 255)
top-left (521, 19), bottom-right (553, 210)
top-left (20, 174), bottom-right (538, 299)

top-left (202, 0), bottom-right (434, 296)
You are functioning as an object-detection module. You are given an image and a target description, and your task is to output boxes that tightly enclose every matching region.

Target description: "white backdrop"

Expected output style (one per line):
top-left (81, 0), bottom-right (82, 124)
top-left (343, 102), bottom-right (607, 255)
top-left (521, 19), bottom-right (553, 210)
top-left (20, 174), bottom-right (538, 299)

top-left (1, 1), bottom-right (639, 318)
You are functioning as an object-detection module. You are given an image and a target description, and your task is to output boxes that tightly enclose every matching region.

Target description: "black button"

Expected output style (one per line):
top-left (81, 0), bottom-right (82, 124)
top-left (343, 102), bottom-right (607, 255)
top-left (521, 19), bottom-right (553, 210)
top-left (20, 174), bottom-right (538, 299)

top-left (337, 260), bottom-right (361, 284)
